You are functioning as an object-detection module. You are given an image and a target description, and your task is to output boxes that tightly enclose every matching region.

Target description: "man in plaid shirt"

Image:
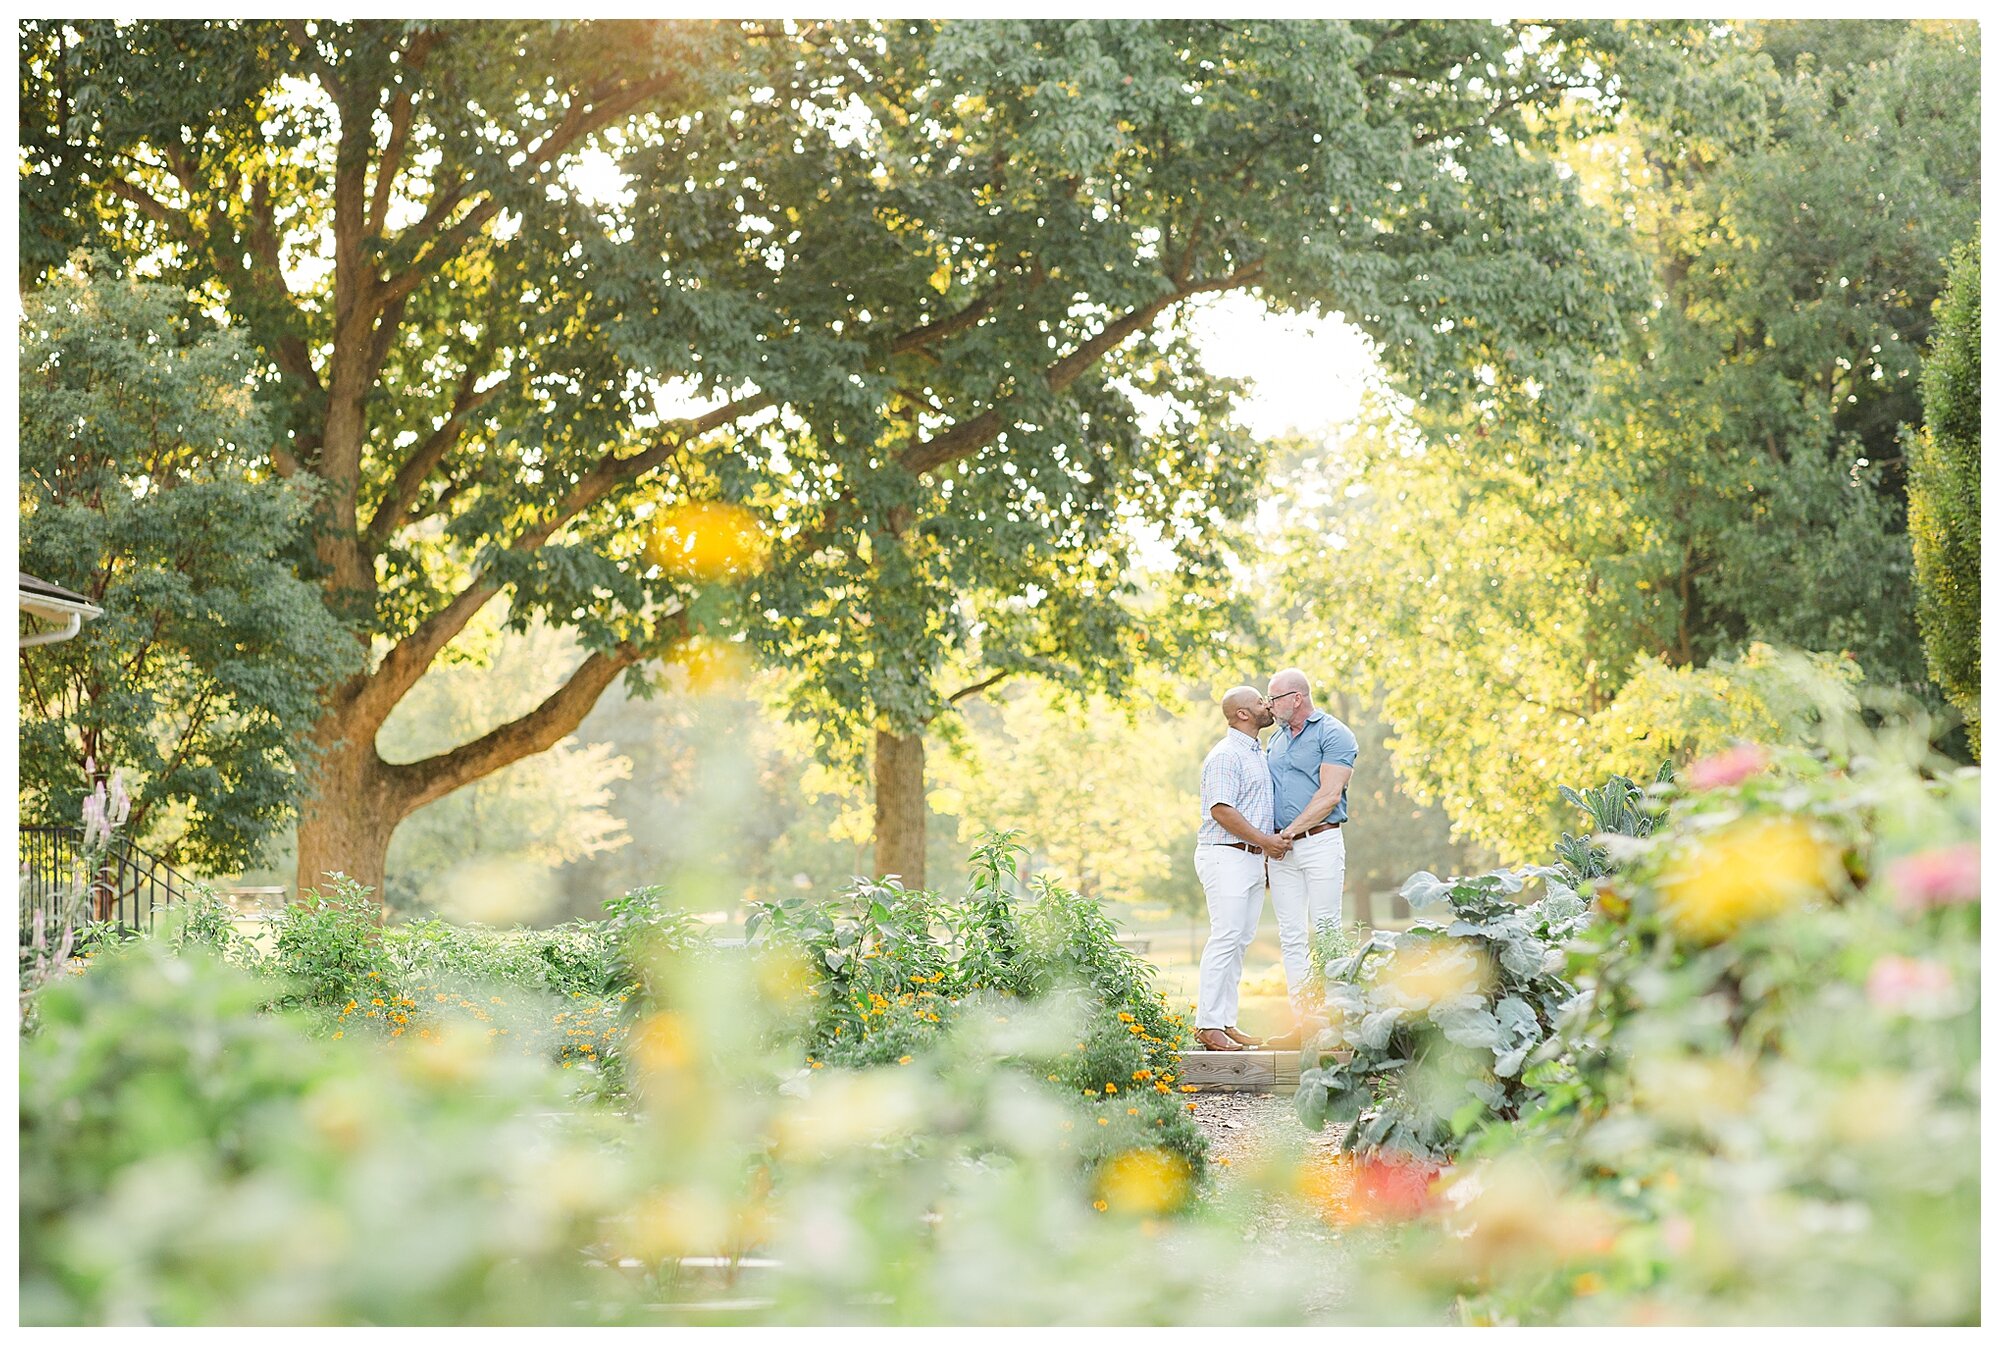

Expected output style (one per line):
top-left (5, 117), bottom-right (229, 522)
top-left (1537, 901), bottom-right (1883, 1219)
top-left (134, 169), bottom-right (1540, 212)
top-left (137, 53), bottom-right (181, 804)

top-left (1191, 685), bottom-right (1292, 1052)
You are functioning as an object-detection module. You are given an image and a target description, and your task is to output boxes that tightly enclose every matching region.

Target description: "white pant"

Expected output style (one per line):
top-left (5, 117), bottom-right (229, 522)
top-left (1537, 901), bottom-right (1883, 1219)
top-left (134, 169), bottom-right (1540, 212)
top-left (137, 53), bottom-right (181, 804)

top-left (1269, 827), bottom-right (1346, 1003)
top-left (1193, 844), bottom-right (1265, 1030)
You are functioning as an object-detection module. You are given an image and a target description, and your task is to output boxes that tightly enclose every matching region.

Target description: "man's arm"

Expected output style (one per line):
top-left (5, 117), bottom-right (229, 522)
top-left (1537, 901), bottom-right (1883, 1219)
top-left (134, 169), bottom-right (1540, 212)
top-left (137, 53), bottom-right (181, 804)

top-left (1212, 803), bottom-right (1291, 858)
top-left (1279, 762), bottom-right (1354, 839)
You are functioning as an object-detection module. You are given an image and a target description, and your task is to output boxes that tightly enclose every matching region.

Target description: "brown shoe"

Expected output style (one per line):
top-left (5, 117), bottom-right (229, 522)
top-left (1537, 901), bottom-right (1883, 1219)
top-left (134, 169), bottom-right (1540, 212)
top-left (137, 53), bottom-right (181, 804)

top-left (1195, 1028), bottom-right (1242, 1051)
top-left (1222, 1026), bottom-right (1263, 1048)
top-left (1261, 1028), bottom-right (1304, 1050)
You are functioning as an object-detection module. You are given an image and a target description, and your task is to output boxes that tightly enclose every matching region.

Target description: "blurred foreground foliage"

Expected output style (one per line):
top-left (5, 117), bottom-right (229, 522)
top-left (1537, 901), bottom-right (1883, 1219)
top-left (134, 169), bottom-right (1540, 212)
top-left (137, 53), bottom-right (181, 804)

top-left (1299, 703), bottom-right (1980, 1324)
top-left (21, 716), bottom-right (1980, 1325)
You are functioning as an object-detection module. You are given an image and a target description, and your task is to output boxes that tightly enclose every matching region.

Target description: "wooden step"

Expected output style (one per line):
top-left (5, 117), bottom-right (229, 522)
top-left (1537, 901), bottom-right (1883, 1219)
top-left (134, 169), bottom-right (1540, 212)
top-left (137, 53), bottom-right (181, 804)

top-left (1174, 1049), bottom-right (1303, 1092)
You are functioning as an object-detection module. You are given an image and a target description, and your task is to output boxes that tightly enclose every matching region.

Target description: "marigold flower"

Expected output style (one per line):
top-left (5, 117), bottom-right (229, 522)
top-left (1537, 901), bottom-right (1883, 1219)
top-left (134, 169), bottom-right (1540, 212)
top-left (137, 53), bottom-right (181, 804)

top-left (1126, 1107), bottom-right (1139, 1116)
top-left (898, 1055), bottom-right (913, 1065)
top-left (1093, 1199), bottom-right (1109, 1212)
top-left (1097, 1117), bottom-right (1110, 1127)
top-left (1104, 1083), bottom-right (1118, 1094)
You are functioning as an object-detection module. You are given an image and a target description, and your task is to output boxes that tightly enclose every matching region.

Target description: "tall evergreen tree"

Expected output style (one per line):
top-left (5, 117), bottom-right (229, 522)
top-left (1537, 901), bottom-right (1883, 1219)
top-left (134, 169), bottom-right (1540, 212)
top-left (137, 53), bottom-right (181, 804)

top-left (1908, 233), bottom-right (1981, 756)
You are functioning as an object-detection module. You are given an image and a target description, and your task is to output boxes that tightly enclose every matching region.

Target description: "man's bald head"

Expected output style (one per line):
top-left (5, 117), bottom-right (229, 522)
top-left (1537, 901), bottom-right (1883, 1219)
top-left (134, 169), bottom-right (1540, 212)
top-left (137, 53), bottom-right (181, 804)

top-left (1222, 685), bottom-right (1265, 719)
top-left (1268, 668), bottom-right (1310, 699)
top-left (1221, 684), bottom-right (1274, 735)
top-left (1266, 667), bottom-right (1315, 730)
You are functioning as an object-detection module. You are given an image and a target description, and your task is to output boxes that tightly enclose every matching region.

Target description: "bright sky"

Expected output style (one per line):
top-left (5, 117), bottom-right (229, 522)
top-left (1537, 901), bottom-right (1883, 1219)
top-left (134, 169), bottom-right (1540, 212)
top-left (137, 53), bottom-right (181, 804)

top-left (1182, 292), bottom-right (1375, 445)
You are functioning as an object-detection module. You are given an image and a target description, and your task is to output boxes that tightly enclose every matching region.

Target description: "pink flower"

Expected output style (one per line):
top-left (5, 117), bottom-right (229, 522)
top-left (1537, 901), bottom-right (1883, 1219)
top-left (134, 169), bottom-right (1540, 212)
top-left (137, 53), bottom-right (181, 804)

top-left (1886, 843), bottom-right (1979, 913)
top-left (1683, 745), bottom-right (1768, 791)
top-left (1866, 955), bottom-right (1955, 1015)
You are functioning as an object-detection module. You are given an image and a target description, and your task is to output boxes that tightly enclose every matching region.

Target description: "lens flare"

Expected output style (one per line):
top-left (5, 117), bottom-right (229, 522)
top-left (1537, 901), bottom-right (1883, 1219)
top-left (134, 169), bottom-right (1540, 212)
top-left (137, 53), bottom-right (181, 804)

top-left (644, 501), bottom-right (768, 581)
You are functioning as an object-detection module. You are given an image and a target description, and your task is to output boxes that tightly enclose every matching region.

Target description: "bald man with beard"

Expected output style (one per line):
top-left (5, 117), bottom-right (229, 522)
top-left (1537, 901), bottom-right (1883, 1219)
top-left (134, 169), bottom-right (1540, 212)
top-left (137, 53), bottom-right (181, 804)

top-left (1190, 685), bottom-right (1294, 1052)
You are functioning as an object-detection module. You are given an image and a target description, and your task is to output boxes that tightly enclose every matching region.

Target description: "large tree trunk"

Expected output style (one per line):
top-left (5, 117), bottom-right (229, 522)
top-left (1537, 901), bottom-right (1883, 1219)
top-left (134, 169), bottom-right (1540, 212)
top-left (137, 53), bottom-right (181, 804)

top-left (873, 726), bottom-right (927, 890)
top-left (294, 725), bottom-right (402, 911)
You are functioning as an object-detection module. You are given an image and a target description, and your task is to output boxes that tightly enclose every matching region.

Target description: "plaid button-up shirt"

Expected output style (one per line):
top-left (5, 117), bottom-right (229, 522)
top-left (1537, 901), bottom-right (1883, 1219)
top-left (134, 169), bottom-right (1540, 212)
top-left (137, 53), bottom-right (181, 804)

top-left (1197, 727), bottom-right (1273, 846)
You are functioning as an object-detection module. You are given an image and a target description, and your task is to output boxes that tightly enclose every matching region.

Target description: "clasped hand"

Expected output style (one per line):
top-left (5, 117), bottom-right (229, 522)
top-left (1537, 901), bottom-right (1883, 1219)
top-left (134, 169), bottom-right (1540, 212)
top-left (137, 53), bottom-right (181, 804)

top-left (1261, 833), bottom-right (1293, 860)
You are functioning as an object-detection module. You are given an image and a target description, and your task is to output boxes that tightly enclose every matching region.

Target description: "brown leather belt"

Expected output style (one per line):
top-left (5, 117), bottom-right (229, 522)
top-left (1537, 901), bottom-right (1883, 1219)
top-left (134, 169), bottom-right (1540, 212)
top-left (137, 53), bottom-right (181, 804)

top-left (1296, 821), bottom-right (1341, 837)
top-left (1215, 841), bottom-right (1261, 853)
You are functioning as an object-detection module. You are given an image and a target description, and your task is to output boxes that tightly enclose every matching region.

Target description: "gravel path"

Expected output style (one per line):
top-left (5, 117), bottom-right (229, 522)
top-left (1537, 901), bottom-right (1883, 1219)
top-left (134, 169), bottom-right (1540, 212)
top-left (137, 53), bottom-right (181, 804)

top-left (1190, 1090), bottom-right (1342, 1167)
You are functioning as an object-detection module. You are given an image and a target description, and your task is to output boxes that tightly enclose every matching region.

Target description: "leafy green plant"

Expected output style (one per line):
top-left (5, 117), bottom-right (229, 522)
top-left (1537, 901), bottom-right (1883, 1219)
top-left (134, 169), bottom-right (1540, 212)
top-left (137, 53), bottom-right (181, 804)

top-left (1392, 729), bottom-right (1981, 1326)
top-left (751, 833), bottom-right (1202, 1179)
top-left (1553, 766), bottom-right (1670, 882)
top-left (1297, 866), bottom-right (1591, 1161)
top-left (269, 876), bottom-right (386, 1008)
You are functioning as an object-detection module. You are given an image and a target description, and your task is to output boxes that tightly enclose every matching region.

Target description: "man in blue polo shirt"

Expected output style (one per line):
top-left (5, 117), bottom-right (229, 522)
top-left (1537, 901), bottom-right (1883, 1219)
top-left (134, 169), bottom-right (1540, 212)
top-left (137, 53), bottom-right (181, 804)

top-left (1262, 667), bottom-right (1358, 1047)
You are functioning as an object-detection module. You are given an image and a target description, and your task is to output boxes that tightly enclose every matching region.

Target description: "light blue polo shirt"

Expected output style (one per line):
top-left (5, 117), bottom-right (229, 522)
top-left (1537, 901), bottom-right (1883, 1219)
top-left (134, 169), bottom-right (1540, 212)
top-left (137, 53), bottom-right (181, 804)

top-left (1266, 709), bottom-right (1359, 831)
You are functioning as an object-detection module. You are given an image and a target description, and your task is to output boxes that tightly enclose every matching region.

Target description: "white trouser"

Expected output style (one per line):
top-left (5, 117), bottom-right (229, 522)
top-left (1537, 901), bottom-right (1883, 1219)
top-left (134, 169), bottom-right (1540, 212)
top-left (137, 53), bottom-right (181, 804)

top-left (1269, 826), bottom-right (1346, 1003)
top-left (1193, 844), bottom-right (1266, 1030)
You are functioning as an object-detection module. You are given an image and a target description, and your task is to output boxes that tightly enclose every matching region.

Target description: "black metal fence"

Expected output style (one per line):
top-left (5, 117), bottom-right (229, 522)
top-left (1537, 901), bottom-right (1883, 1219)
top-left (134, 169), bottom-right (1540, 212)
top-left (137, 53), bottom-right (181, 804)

top-left (18, 825), bottom-right (192, 942)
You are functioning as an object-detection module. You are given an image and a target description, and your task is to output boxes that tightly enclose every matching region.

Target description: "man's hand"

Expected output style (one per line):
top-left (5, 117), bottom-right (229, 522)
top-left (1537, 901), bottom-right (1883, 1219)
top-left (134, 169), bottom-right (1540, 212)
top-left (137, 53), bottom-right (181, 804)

top-left (1261, 833), bottom-right (1293, 860)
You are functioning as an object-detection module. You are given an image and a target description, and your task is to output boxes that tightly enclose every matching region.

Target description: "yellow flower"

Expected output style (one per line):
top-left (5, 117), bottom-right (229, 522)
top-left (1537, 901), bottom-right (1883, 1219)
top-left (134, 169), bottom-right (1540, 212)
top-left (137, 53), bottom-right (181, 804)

top-left (898, 1055), bottom-right (913, 1065)
top-left (332, 1030), bottom-right (344, 1040)
top-left (1093, 1199), bottom-right (1109, 1212)
top-left (1656, 815), bottom-right (1837, 942)
top-left (1104, 1082), bottom-right (1118, 1094)
top-left (1097, 1117), bottom-right (1110, 1127)
top-left (435, 993), bottom-right (448, 1002)
top-left (1126, 1107), bottom-right (1139, 1116)
top-left (1180, 1084), bottom-right (1197, 1093)
top-left (371, 997), bottom-right (385, 1007)
top-left (1096, 1148), bottom-right (1190, 1215)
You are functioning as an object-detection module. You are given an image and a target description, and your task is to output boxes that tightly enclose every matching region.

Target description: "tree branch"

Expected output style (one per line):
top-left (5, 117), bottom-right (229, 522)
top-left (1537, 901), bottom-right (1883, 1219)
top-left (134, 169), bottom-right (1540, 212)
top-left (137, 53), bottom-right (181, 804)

top-left (898, 260), bottom-right (1262, 477)
top-left (104, 176), bottom-right (193, 242)
top-left (887, 277), bottom-right (1020, 356)
top-left (946, 670), bottom-right (1012, 705)
top-left (375, 72), bottom-right (679, 311)
top-left (385, 615), bottom-right (686, 813)
top-left (366, 30), bottom-right (437, 236)
top-left (363, 369), bottom-right (503, 549)
top-left (518, 391), bottom-right (777, 551)
top-left (356, 391), bottom-right (774, 727)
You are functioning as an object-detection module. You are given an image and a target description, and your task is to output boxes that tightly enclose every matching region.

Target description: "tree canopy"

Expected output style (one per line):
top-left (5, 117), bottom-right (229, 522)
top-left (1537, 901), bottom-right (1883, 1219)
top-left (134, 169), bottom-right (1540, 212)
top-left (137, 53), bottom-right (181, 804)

top-left (18, 263), bottom-right (356, 870)
top-left (1279, 20), bottom-right (1980, 854)
top-left (22, 18), bottom-right (1670, 894)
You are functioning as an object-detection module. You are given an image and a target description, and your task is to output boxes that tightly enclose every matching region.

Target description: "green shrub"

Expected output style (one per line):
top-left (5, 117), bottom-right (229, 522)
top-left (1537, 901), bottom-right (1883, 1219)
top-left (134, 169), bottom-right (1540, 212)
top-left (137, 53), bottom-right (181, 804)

top-left (269, 876), bottom-right (386, 1008)
top-left (752, 833), bottom-right (1203, 1183)
top-left (19, 939), bottom-right (635, 1325)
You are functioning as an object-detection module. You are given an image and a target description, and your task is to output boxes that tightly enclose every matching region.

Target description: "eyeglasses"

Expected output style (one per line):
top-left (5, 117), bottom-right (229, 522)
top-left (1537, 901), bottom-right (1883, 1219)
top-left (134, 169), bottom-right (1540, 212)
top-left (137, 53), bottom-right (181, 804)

top-left (1266, 690), bottom-right (1303, 707)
